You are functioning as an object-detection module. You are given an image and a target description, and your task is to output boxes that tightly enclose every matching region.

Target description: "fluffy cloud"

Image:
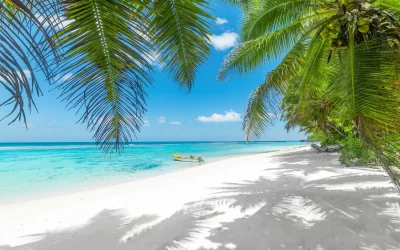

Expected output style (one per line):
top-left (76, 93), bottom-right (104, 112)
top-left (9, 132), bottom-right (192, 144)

top-left (143, 119), bottom-right (151, 127)
top-left (215, 17), bottom-right (228, 25)
top-left (55, 73), bottom-right (73, 82)
top-left (209, 31), bottom-right (239, 51)
top-left (197, 110), bottom-right (241, 123)
top-left (22, 70), bottom-right (31, 79)
top-left (0, 70), bottom-right (32, 82)
top-left (157, 116), bottom-right (166, 124)
top-left (170, 121), bottom-right (182, 125)
top-left (142, 51), bottom-right (164, 69)
top-left (35, 14), bottom-right (73, 29)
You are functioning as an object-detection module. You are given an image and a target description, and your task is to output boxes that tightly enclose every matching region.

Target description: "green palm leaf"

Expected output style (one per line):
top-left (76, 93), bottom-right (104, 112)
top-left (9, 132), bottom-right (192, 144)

top-left (52, 0), bottom-right (213, 153)
top-left (241, 0), bottom-right (327, 41)
top-left (0, 0), bottom-right (59, 127)
top-left (54, 0), bottom-right (154, 153)
top-left (218, 11), bottom-right (335, 80)
top-left (325, 32), bottom-right (400, 184)
top-left (374, 0), bottom-right (400, 13)
top-left (151, 0), bottom-right (212, 90)
top-left (243, 41), bottom-right (308, 140)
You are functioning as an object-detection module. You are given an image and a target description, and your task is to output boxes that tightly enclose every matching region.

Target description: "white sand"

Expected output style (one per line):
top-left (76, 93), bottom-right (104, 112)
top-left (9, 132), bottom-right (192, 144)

top-left (0, 147), bottom-right (302, 247)
top-left (0, 146), bottom-right (398, 249)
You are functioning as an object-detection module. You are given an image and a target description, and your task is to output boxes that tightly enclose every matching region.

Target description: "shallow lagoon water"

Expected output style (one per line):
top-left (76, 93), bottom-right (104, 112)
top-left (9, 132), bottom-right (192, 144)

top-left (0, 141), bottom-right (307, 202)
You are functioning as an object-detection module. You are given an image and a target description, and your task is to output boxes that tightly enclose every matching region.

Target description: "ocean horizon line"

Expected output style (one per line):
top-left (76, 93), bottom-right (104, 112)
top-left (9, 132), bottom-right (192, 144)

top-left (0, 140), bottom-right (304, 144)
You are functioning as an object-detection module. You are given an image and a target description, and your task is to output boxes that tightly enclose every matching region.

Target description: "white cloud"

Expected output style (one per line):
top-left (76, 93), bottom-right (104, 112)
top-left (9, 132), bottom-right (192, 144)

top-left (0, 70), bottom-right (32, 82)
top-left (170, 121), bottom-right (182, 125)
top-left (197, 110), bottom-right (242, 123)
top-left (268, 112), bottom-right (281, 119)
top-left (216, 17), bottom-right (228, 25)
top-left (35, 14), bottom-right (73, 29)
top-left (22, 70), bottom-right (31, 79)
top-left (142, 51), bottom-right (165, 70)
top-left (143, 119), bottom-right (151, 127)
top-left (56, 73), bottom-right (73, 82)
top-left (157, 116), bottom-right (166, 124)
top-left (209, 31), bottom-right (239, 51)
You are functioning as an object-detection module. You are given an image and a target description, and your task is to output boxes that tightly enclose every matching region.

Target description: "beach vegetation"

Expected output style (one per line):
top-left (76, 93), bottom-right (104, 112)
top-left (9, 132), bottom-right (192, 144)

top-left (219, 0), bottom-right (400, 186)
top-left (339, 135), bottom-right (378, 167)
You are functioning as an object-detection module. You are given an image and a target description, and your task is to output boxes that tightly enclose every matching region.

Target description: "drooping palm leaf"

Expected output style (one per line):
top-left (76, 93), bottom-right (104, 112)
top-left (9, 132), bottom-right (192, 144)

top-left (243, 41), bottom-right (308, 140)
top-left (53, 0), bottom-right (213, 153)
top-left (327, 37), bottom-right (400, 186)
top-left (151, 0), bottom-right (212, 90)
top-left (241, 0), bottom-right (330, 41)
top-left (0, 0), bottom-right (59, 127)
top-left (53, 0), bottom-right (154, 153)
top-left (218, 11), bottom-right (335, 80)
top-left (374, 0), bottom-right (400, 15)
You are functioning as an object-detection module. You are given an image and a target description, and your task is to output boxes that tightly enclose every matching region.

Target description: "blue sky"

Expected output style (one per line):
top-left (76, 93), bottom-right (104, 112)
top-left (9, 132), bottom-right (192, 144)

top-left (0, 1), bottom-right (304, 142)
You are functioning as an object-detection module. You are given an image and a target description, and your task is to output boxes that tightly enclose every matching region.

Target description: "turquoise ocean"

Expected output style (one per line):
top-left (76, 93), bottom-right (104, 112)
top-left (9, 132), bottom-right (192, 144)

top-left (0, 141), bottom-right (307, 203)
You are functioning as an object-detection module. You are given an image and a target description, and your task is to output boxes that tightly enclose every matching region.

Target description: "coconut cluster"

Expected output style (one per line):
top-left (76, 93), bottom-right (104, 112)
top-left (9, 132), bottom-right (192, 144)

top-left (320, 0), bottom-right (400, 51)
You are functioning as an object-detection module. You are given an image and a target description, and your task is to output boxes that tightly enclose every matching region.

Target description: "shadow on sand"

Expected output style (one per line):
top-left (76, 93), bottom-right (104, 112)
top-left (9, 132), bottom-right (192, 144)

top-left (2, 150), bottom-right (400, 250)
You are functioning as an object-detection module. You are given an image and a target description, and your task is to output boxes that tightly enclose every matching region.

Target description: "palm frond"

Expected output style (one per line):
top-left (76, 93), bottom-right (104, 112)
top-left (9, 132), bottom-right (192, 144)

top-left (151, 0), bottom-right (212, 90)
top-left (243, 41), bottom-right (308, 141)
top-left (297, 36), bottom-right (332, 107)
top-left (218, 11), bottom-right (335, 81)
top-left (327, 37), bottom-right (400, 184)
top-left (373, 0), bottom-right (400, 14)
top-left (220, 0), bottom-right (259, 12)
top-left (243, 84), bottom-right (280, 141)
top-left (0, 0), bottom-right (59, 127)
top-left (241, 0), bottom-right (326, 41)
top-left (54, 0), bottom-right (153, 153)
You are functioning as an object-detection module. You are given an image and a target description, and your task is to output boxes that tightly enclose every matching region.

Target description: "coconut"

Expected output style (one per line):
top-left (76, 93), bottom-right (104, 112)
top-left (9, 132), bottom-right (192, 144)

top-left (337, 40), bottom-right (344, 46)
top-left (358, 25), bottom-right (370, 33)
top-left (333, 20), bottom-right (341, 27)
top-left (357, 18), bottom-right (370, 26)
top-left (329, 28), bottom-right (338, 35)
top-left (321, 30), bottom-right (329, 40)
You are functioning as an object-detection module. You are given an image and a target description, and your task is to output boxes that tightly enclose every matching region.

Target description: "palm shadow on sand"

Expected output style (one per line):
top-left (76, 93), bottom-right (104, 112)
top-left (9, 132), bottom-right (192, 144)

top-left (2, 150), bottom-right (400, 250)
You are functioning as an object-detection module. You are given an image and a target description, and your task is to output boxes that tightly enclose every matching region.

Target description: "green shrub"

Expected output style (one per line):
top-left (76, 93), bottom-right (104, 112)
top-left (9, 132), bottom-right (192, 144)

top-left (339, 136), bottom-right (378, 166)
top-left (307, 131), bottom-right (343, 146)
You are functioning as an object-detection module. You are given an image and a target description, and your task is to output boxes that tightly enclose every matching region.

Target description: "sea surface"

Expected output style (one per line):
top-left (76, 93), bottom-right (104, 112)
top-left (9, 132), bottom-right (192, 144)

top-left (0, 141), bottom-right (307, 203)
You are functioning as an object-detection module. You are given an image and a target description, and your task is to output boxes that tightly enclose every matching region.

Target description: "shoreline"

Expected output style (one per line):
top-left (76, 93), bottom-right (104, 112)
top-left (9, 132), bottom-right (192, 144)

top-left (0, 145), bottom-right (308, 205)
top-left (1, 146), bottom-right (399, 249)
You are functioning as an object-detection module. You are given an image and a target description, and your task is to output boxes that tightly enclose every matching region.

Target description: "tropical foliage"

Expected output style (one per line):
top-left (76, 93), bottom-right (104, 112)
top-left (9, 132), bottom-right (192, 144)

top-left (0, 0), bottom-right (212, 153)
top-left (219, 0), bottom-right (400, 186)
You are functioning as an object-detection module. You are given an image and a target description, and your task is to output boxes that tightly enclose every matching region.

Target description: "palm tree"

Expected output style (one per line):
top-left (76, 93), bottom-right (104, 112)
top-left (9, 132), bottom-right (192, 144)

top-left (218, 0), bottom-right (400, 185)
top-left (0, 0), bottom-right (213, 153)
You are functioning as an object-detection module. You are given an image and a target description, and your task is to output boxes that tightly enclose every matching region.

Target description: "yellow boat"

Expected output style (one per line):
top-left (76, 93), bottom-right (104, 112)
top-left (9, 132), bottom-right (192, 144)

top-left (173, 154), bottom-right (203, 162)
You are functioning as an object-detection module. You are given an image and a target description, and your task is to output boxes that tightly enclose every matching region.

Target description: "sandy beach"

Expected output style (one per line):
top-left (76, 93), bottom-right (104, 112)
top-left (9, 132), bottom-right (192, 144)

top-left (1, 146), bottom-right (399, 250)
